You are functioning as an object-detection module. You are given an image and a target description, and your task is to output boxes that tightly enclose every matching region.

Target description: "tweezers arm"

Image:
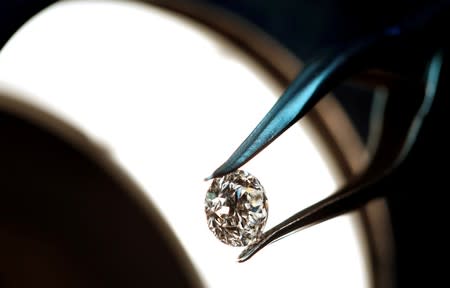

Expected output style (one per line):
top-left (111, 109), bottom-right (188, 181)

top-left (238, 50), bottom-right (444, 262)
top-left (207, 36), bottom-right (378, 180)
top-left (207, 1), bottom-right (450, 181)
top-left (238, 173), bottom-right (387, 262)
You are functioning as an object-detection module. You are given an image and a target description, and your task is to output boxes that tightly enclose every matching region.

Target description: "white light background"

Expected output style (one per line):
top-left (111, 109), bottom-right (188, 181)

top-left (0, 1), bottom-right (369, 287)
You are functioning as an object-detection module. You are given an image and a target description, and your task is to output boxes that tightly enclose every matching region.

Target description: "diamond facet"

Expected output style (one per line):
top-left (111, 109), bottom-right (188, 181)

top-left (205, 170), bottom-right (268, 246)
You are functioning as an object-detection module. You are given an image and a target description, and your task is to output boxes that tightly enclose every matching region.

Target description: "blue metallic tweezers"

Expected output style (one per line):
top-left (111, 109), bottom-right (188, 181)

top-left (206, 1), bottom-right (448, 262)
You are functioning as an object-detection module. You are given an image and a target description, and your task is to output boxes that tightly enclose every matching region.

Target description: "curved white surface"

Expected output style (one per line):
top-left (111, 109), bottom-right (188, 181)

top-left (0, 1), bottom-right (368, 287)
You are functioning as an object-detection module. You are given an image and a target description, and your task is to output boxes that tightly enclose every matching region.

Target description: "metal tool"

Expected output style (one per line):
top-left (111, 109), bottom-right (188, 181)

top-left (206, 1), bottom-right (448, 262)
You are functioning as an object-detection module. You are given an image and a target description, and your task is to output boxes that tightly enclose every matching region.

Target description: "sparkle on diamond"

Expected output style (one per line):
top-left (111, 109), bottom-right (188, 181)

top-left (205, 170), bottom-right (268, 247)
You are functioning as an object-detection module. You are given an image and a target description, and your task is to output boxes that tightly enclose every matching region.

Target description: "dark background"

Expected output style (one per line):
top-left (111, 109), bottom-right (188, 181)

top-left (0, 1), bottom-right (446, 287)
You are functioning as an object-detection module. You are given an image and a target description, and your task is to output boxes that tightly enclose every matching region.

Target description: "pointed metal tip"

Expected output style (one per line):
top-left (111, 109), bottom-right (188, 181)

top-left (204, 168), bottom-right (227, 181)
top-left (237, 241), bottom-right (261, 263)
top-left (204, 174), bottom-right (214, 181)
top-left (206, 161), bottom-right (237, 182)
top-left (237, 253), bottom-right (249, 263)
top-left (237, 247), bottom-right (253, 263)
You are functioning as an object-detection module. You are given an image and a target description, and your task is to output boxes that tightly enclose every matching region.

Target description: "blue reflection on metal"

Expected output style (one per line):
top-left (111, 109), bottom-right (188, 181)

top-left (395, 51), bottom-right (444, 164)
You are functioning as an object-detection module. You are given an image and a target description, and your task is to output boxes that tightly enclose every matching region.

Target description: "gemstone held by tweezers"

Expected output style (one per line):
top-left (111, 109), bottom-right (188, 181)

top-left (205, 170), bottom-right (268, 247)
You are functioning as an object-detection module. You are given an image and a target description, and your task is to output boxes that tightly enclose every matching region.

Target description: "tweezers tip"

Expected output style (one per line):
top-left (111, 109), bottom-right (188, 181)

top-left (237, 242), bottom-right (259, 263)
top-left (205, 169), bottom-right (225, 181)
top-left (204, 174), bottom-right (214, 181)
top-left (237, 253), bottom-right (248, 263)
top-left (237, 255), bottom-right (248, 263)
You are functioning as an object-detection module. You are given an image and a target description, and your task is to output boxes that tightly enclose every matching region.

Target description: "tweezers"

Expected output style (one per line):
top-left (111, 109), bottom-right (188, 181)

top-left (206, 2), bottom-right (448, 262)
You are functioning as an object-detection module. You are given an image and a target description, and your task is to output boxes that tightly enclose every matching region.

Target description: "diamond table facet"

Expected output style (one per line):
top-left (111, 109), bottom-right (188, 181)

top-left (205, 170), bottom-right (268, 246)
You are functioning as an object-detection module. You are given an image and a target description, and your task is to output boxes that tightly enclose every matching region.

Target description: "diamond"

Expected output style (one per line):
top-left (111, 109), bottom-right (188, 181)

top-left (205, 170), bottom-right (268, 246)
